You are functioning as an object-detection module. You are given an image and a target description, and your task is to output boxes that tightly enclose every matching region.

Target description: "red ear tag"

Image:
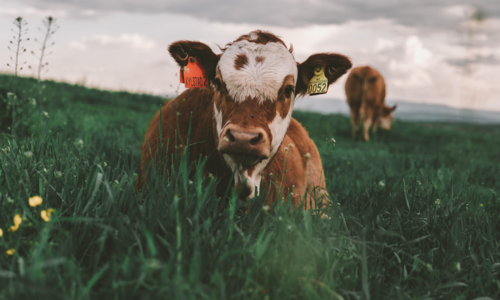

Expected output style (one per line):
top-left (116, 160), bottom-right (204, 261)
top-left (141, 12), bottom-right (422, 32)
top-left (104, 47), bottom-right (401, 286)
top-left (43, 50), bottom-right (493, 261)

top-left (183, 57), bottom-right (208, 88)
top-left (179, 67), bottom-right (185, 84)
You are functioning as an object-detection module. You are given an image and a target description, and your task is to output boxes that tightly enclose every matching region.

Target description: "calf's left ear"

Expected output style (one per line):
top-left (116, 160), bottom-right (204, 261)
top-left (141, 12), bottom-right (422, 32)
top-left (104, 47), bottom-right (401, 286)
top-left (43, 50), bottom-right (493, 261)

top-left (296, 53), bottom-right (352, 96)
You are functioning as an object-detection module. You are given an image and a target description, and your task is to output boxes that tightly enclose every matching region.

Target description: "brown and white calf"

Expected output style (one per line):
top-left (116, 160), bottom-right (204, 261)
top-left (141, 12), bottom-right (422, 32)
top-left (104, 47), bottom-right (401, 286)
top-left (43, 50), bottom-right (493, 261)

top-left (345, 66), bottom-right (397, 141)
top-left (138, 30), bottom-right (352, 210)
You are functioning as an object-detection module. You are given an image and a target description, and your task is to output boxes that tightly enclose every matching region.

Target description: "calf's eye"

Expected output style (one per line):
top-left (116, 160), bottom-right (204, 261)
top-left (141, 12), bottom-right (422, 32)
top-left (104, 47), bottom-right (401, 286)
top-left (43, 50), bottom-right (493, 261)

top-left (213, 78), bottom-right (221, 91)
top-left (284, 85), bottom-right (294, 98)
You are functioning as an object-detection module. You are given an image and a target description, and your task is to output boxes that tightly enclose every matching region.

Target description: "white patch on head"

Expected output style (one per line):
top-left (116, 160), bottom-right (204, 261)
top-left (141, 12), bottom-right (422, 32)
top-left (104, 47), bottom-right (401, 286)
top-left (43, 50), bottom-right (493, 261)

top-left (214, 103), bottom-right (223, 141)
top-left (379, 114), bottom-right (392, 130)
top-left (218, 40), bottom-right (297, 103)
top-left (268, 95), bottom-right (294, 157)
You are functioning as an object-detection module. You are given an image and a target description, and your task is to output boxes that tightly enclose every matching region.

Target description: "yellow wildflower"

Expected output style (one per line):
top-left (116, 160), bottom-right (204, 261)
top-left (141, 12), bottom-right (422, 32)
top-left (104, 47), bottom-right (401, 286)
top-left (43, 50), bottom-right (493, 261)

top-left (9, 214), bottom-right (22, 232)
top-left (0, 228), bottom-right (3, 237)
top-left (480, 204), bottom-right (483, 207)
top-left (6, 249), bottom-right (15, 255)
top-left (29, 195), bottom-right (43, 207)
top-left (41, 208), bottom-right (55, 222)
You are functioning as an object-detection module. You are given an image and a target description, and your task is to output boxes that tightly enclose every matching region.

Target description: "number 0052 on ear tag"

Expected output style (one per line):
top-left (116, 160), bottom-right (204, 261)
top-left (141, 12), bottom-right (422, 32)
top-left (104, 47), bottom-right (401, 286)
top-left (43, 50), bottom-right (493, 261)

top-left (181, 57), bottom-right (208, 88)
top-left (307, 66), bottom-right (328, 95)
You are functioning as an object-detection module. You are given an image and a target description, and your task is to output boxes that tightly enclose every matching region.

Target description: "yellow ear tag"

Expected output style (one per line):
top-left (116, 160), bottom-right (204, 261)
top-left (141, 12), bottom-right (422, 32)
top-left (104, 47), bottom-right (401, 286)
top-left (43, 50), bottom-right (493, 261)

top-left (307, 66), bottom-right (329, 95)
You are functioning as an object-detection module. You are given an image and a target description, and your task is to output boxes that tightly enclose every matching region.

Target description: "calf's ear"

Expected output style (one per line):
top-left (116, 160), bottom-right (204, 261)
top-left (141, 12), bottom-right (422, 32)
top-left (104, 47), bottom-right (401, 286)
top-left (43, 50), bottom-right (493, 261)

top-left (296, 53), bottom-right (352, 96)
top-left (168, 41), bottom-right (220, 80)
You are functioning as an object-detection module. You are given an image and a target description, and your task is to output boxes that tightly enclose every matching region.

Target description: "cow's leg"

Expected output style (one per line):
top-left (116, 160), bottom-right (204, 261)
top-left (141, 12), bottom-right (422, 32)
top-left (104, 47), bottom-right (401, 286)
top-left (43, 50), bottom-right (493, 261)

top-left (363, 118), bottom-right (372, 141)
top-left (372, 120), bottom-right (379, 133)
top-left (350, 112), bottom-right (360, 140)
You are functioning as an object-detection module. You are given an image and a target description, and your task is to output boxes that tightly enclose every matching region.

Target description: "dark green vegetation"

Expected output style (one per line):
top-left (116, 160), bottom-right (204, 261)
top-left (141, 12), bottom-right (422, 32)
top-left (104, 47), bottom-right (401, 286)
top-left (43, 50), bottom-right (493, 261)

top-left (1, 73), bottom-right (499, 299)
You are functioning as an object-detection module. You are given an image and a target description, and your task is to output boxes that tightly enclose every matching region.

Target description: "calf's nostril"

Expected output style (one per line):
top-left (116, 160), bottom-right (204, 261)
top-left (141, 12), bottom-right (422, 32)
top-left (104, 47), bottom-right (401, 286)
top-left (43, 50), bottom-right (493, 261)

top-left (249, 133), bottom-right (262, 145)
top-left (226, 129), bottom-right (236, 142)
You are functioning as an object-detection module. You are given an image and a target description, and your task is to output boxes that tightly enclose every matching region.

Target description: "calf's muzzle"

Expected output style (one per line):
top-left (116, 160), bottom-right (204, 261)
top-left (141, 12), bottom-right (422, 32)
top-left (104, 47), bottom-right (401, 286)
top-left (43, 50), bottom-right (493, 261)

top-left (219, 125), bottom-right (270, 167)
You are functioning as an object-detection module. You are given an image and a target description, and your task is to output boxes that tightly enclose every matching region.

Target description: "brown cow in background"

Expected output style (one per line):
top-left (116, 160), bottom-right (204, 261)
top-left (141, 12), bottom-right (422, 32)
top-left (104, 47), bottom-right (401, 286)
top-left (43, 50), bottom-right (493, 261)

top-left (345, 66), bottom-right (396, 141)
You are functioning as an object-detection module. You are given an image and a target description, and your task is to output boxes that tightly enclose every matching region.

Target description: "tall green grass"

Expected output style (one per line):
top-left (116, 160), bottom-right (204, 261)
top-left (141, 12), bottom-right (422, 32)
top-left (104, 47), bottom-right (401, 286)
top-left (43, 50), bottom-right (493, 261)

top-left (1, 74), bottom-right (499, 299)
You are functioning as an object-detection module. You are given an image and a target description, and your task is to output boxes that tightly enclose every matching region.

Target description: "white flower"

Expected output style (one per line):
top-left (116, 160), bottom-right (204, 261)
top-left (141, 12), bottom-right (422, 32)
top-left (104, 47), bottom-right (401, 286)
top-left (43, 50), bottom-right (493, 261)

top-left (435, 199), bottom-right (441, 206)
top-left (42, 111), bottom-right (49, 118)
top-left (337, 202), bottom-right (340, 206)
top-left (416, 181), bottom-right (422, 186)
top-left (30, 98), bottom-right (36, 106)
top-left (74, 139), bottom-right (84, 149)
top-left (23, 151), bottom-right (33, 158)
top-left (7, 197), bottom-right (14, 203)
top-left (114, 180), bottom-right (120, 185)
top-left (54, 171), bottom-right (62, 178)
top-left (1, 147), bottom-right (10, 153)
top-left (262, 205), bottom-right (270, 212)
top-left (287, 225), bottom-right (292, 230)
top-left (456, 262), bottom-right (461, 272)
top-left (379, 181), bottom-right (385, 187)
top-left (426, 264), bottom-right (433, 272)
top-left (269, 173), bottom-right (273, 176)
top-left (331, 138), bottom-right (336, 143)
top-left (278, 216), bottom-right (282, 221)
top-left (288, 143), bottom-right (293, 148)
top-left (284, 147), bottom-right (288, 152)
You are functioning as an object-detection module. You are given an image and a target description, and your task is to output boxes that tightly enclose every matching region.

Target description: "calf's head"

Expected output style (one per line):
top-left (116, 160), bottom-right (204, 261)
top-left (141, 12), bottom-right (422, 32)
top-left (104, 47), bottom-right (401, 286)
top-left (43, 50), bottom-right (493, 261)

top-left (169, 30), bottom-right (352, 199)
top-left (378, 105), bottom-right (397, 131)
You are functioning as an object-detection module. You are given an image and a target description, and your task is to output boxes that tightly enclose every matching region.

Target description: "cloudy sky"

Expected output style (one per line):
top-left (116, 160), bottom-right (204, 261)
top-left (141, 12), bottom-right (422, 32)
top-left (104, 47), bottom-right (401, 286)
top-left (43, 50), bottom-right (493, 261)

top-left (1, 0), bottom-right (499, 111)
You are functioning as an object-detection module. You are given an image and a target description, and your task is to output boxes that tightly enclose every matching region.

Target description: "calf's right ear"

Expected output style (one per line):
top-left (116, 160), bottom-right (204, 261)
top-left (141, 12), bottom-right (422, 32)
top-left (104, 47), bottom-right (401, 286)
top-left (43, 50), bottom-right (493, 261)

top-left (168, 41), bottom-right (220, 80)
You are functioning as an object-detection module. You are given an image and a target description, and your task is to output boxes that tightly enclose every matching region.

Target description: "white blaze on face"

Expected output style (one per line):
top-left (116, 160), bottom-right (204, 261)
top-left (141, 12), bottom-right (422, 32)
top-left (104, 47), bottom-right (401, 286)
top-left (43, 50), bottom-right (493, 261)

top-left (218, 40), bottom-right (298, 103)
top-left (214, 103), bottom-right (223, 141)
top-left (379, 114), bottom-right (393, 130)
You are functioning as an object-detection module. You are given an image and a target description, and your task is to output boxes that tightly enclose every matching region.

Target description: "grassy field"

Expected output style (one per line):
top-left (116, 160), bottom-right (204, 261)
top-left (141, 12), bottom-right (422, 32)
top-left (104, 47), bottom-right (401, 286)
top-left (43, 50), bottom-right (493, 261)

top-left (0, 73), bottom-right (499, 299)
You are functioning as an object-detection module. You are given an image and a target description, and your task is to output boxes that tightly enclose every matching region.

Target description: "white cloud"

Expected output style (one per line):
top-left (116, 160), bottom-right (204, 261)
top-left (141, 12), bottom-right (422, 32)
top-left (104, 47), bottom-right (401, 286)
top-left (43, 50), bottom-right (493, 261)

top-left (442, 5), bottom-right (475, 19)
top-left (386, 36), bottom-right (436, 88)
top-left (405, 36), bottom-right (433, 66)
top-left (69, 34), bottom-right (156, 51)
top-left (374, 38), bottom-right (396, 52)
